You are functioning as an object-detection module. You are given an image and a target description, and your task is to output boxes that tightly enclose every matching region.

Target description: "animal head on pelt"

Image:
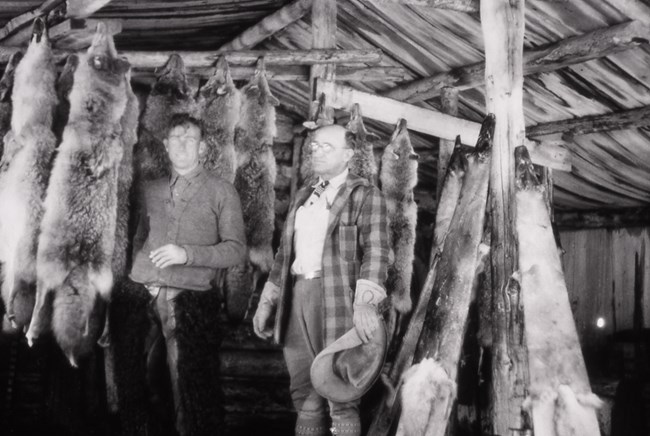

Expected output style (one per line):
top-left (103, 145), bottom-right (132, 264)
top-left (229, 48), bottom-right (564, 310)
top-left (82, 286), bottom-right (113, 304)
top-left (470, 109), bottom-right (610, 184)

top-left (237, 58), bottom-right (279, 147)
top-left (380, 118), bottom-right (419, 199)
top-left (11, 17), bottom-right (57, 135)
top-left (67, 23), bottom-right (130, 128)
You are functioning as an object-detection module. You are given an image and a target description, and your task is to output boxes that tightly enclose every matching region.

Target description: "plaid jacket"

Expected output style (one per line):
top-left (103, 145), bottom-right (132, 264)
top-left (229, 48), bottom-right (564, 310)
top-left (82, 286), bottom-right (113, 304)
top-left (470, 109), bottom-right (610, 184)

top-left (268, 173), bottom-right (389, 346)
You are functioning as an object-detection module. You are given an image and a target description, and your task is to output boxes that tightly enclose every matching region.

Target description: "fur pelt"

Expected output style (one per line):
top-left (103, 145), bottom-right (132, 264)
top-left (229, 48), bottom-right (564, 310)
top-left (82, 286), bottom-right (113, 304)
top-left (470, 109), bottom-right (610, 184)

top-left (396, 358), bottom-right (456, 436)
top-left (523, 384), bottom-right (603, 436)
top-left (0, 19), bottom-right (58, 330)
top-left (0, 51), bottom-right (22, 162)
top-left (380, 119), bottom-right (418, 314)
top-left (232, 59), bottom-right (278, 272)
top-left (346, 103), bottom-right (378, 184)
top-left (53, 54), bottom-right (79, 144)
top-left (197, 57), bottom-right (241, 182)
top-left (26, 24), bottom-right (130, 367)
top-left (298, 93), bottom-right (335, 186)
top-left (133, 54), bottom-right (195, 182)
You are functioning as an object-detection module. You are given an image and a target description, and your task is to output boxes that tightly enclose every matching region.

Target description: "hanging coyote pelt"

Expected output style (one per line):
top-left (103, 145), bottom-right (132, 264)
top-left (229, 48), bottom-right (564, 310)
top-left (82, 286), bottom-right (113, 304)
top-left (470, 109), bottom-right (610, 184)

top-left (380, 119), bottom-right (419, 314)
top-left (0, 51), bottom-right (22, 161)
top-left (26, 23), bottom-right (130, 367)
top-left (299, 92), bottom-right (335, 186)
top-left (515, 145), bottom-right (602, 436)
top-left (53, 54), bottom-right (79, 145)
top-left (346, 103), bottom-right (378, 184)
top-left (198, 56), bottom-right (240, 182)
top-left (233, 58), bottom-right (279, 271)
top-left (0, 18), bottom-right (58, 330)
top-left (133, 53), bottom-right (195, 182)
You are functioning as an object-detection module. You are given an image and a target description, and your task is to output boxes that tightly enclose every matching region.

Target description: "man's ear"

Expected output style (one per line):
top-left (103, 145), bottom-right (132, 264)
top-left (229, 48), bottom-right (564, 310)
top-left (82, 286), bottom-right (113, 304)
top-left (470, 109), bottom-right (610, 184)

top-left (344, 147), bottom-right (355, 162)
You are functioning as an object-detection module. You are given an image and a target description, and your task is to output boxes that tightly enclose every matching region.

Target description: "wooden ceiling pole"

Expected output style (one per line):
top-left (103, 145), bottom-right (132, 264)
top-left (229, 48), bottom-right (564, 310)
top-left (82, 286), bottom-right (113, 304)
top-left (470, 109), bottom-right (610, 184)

top-left (437, 86), bottom-right (459, 201)
top-left (480, 0), bottom-right (530, 434)
top-left (365, 0), bottom-right (478, 13)
top-left (310, 0), bottom-right (337, 100)
top-left (383, 20), bottom-right (650, 103)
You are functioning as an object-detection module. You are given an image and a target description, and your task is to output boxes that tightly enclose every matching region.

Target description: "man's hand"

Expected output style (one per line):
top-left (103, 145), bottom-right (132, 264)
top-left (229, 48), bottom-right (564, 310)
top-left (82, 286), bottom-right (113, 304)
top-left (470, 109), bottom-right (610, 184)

top-left (150, 244), bottom-right (187, 269)
top-left (353, 304), bottom-right (379, 344)
top-left (253, 304), bottom-right (274, 339)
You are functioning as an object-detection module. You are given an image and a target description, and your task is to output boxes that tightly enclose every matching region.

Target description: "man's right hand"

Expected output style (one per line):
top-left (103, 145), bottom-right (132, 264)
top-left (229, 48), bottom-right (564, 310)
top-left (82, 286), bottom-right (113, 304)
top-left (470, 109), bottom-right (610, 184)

top-left (253, 303), bottom-right (274, 339)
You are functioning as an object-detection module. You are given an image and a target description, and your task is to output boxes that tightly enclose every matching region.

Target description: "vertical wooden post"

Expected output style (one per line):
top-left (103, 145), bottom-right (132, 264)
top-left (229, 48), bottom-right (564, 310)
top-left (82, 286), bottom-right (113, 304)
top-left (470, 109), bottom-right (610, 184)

top-left (310, 0), bottom-right (336, 99)
top-left (480, 0), bottom-right (530, 434)
top-left (437, 86), bottom-right (459, 201)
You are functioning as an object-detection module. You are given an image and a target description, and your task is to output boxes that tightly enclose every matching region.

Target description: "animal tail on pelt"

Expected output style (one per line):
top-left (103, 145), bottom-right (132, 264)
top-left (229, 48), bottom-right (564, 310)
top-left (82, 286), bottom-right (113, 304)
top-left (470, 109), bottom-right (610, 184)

top-left (51, 266), bottom-right (110, 367)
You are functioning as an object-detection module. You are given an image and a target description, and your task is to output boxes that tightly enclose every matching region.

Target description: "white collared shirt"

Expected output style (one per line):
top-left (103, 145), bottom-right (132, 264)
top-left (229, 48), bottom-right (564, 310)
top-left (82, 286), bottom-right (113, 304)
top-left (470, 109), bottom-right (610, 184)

top-left (291, 169), bottom-right (349, 275)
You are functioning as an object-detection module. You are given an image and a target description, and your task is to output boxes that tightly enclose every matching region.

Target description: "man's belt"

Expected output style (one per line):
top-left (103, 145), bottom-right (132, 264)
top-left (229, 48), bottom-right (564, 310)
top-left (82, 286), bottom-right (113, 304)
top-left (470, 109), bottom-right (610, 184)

top-left (293, 270), bottom-right (322, 280)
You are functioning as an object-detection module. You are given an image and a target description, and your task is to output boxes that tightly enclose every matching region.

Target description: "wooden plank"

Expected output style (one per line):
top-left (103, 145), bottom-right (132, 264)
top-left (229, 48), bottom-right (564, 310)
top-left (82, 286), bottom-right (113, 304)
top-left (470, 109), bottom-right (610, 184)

top-left (0, 0), bottom-right (64, 42)
top-left (528, 106), bottom-right (650, 137)
top-left (437, 86), bottom-right (458, 200)
top-left (65, 0), bottom-right (113, 18)
top-left (383, 20), bottom-right (650, 103)
top-left (217, 0), bottom-right (312, 52)
top-left (555, 207), bottom-right (650, 230)
top-left (318, 79), bottom-right (571, 170)
top-left (310, 0), bottom-right (337, 99)
top-left (365, 0), bottom-right (478, 13)
top-left (481, 0), bottom-right (528, 434)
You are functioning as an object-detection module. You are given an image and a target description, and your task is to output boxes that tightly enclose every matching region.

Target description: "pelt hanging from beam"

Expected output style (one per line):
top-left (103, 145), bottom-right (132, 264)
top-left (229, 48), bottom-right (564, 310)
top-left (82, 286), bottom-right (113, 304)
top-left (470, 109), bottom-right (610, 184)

top-left (0, 19), bottom-right (58, 331)
top-left (380, 119), bottom-right (419, 314)
top-left (346, 103), bottom-right (378, 185)
top-left (226, 58), bottom-right (278, 321)
top-left (299, 92), bottom-right (335, 186)
top-left (134, 54), bottom-right (195, 182)
top-left (0, 51), bottom-right (22, 162)
top-left (198, 56), bottom-right (241, 183)
top-left (26, 23), bottom-right (130, 367)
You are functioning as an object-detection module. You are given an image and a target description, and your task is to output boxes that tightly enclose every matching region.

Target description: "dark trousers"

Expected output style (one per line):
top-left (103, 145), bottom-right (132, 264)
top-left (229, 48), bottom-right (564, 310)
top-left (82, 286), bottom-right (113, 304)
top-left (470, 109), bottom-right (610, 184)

top-left (283, 277), bottom-right (360, 436)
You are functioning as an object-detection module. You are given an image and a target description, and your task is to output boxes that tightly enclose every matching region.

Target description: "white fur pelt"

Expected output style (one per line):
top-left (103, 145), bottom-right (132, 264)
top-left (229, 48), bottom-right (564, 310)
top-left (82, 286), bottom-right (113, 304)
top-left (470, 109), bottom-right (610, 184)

top-left (346, 103), bottom-right (378, 184)
top-left (26, 24), bottom-right (129, 367)
top-left (298, 93), bottom-right (335, 186)
top-left (198, 57), bottom-right (241, 183)
top-left (396, 358), bottom-right (456, 436)
top-left (380, 119), bottom-right (418, 314)
top-left (232, 60), bottom-right (278, 272)
top-left (0, 51), bottom-right (22, 162)
top-left (133, 54), bottom-right (196, 182)
top-left (0, 19), bottom-right (58, 330)
top-left (523, 384), bottom-right (603, 436)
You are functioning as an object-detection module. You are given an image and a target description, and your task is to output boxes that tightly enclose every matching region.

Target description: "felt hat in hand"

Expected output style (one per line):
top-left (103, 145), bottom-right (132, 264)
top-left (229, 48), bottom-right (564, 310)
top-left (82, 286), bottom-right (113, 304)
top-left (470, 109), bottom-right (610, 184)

top-left (310, 322), bottom-right (387, 403)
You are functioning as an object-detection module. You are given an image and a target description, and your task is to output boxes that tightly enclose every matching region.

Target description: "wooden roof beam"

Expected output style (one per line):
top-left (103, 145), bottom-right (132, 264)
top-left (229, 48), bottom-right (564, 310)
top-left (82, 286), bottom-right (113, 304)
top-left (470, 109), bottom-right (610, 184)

top-left (217, 0), bottom-right (312, 52)
top-left (383, 20), bottom-right (650, 103)
top-left (367, 0), bottom-right (478, 12)
top-left (555, 207), bottom-right (650, 230)
top-left (0, 0), bottom-right (65, 42)
top-left (527, 105), bottom-right (650, 137)
top-left (318, 79), bottom-right (570, 170)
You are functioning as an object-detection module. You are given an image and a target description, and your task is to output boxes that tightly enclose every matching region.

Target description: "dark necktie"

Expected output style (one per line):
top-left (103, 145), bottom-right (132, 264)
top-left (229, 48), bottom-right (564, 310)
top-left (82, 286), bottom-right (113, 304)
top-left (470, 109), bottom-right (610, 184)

top-left (313, 180), bottom-right (329, 198)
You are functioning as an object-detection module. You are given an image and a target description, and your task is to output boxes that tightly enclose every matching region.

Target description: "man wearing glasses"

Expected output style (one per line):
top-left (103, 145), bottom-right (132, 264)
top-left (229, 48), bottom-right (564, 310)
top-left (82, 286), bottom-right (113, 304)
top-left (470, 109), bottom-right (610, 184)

top-left (253, 124), bottom-right (390, 436)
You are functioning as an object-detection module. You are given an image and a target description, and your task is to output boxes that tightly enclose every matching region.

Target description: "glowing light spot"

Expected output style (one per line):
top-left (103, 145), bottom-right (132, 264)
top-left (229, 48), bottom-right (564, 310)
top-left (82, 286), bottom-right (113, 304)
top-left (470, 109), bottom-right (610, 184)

top-left (596, 317), bottom-right (605, 328)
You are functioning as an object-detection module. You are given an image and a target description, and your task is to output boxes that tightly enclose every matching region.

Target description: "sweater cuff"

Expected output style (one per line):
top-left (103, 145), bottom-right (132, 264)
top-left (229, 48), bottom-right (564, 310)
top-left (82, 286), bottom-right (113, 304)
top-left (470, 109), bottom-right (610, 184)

top-left (182, 245), bottom-right (194, 266)
top-left (354, 279), bottom-right (387, 307)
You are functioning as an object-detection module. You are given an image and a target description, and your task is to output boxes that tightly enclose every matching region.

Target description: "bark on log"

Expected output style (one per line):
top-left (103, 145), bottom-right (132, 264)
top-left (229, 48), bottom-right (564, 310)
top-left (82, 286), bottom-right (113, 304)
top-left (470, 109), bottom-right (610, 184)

top-left (310, 0), bottom-right (337, 99)
top-left (383, 20), bottom-right (650, 103)
top-left (437, 87), bottom-right (459, 201)
top-left (515, 146), bottom-right (601, 436)
top-left (481, 0), bottom-right (530, 433)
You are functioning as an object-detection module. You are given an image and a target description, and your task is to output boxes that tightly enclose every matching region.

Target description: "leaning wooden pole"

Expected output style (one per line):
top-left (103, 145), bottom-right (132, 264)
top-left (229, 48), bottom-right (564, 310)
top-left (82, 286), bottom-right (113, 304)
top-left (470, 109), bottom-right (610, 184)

top-left (480, 0), bottom-right (531, 433)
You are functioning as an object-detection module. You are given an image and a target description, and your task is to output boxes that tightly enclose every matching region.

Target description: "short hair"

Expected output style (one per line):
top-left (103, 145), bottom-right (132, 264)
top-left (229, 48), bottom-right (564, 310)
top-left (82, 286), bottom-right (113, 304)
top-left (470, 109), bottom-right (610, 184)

top-left (168, 113), bottom-right (204, 137)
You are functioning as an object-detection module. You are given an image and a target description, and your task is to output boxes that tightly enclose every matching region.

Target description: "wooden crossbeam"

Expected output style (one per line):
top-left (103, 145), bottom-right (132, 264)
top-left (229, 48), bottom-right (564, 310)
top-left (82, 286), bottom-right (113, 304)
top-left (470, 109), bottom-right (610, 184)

top-left (555, 207), bottom-right (650, 230)
top-left (366, 0), bottom-right (478, 12)
top-left (383, 20), bottom-right (650, 103)
top-left (528, 105), bottom-right (650, 137)
top-left (217, 0), bottom-right (312, 52)
top-left (0, 0), bottom-right (65, 43)
top-left (318, 79), bottom-right (571, 170)
top-left (65, 0), bottom-right (113, 18)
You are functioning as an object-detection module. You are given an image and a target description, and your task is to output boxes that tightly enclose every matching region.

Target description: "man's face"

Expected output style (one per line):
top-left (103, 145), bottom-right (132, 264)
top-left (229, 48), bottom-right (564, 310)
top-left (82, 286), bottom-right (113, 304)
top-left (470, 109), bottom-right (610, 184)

top-left (310, 125), bottom-right (354, 180)
top-left (164, 123), bottom-right (205, 174)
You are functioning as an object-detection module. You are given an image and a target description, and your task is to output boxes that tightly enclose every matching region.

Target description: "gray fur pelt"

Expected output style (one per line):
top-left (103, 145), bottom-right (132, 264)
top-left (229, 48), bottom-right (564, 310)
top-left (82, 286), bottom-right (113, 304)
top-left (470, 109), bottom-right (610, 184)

top-left (26, 24), bottom-right (130, 367)
top-left (298, 92), bottom-right (335, 186)
top-left (232, 59), bottom-right (278, 272)
top-left (346, 103), bottom-right (378, 184)
top-left (0, 19), bottom-right (58, 330)
top-left (53, 54), bottom-right (79, 145)
top-left (197, 56), bottom-right (241, 182)
top-left (0, 51), bottom-right (22, 163)
top-left (133, 53), bottom-right (196, 182)
top-left (380, 119), bottom-right (419, 314)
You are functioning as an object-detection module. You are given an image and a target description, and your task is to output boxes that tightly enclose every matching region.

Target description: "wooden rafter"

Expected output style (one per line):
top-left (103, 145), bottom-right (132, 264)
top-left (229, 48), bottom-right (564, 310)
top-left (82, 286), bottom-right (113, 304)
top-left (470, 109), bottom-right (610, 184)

top-left (65, 0), bottom-right (113, 18)
top-left (318, 79), bottom-right (571, 170)
top-left (528, 105), bottom-right (650, 137)
top-left (311, 0), bottom-right (337, 98)
top-left (555, 207), bottom-right (650, 230)
top-left (0, 0), bottom-right (64, 42)
top-left (365, 0), bottom-right (478, 12)
top-left (383, 20), bottom-right (650, 103)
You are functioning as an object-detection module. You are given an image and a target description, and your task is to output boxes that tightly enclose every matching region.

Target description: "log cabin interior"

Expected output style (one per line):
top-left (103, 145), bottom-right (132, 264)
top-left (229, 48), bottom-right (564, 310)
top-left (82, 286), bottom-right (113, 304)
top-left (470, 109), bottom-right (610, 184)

top-left (0, 0), bottom-right (649, 435)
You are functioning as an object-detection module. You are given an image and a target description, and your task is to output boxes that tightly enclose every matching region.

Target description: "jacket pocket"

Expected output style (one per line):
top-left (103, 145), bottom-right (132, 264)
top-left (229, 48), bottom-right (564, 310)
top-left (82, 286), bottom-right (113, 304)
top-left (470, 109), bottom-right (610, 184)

top-left (338, 225), bottom-right (358, 261)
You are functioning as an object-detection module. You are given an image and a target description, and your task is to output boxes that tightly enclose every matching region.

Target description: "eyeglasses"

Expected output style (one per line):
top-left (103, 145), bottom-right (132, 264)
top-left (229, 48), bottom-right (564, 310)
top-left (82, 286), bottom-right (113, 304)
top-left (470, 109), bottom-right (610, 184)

top-left (309, 141), bottom-right (351, 153)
